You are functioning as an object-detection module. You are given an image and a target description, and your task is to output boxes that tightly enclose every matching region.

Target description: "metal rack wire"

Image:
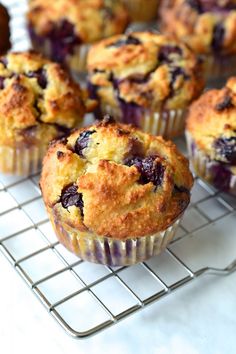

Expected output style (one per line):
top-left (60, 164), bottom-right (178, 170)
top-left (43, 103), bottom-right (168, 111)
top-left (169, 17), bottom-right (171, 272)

top-left (0, 0), bottom-right (236, 339)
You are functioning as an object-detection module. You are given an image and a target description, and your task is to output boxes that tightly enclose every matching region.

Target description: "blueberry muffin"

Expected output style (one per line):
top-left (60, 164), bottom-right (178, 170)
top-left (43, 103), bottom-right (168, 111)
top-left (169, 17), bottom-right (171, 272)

top-left (186, 77), bottom-right (236, 195)
top-left (40, 115), bottom-right (193, 266)
top-left (0, 4), bottom-right (11, 55)
top-left (87, 31), bottom-right (204, 139)
top-left (27, 0), bottom-right (129, 74)
top-left (121, 0), bottom-right (159, 22)
top-left (160, 0), bottom-right (236, 81)
top-left (0, 51), bottom-right (92, 176)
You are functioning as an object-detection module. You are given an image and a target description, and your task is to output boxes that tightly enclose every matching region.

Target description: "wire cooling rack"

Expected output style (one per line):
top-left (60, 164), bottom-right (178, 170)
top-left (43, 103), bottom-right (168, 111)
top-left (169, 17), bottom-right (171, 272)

top-left (1, 0), bottom-right (236, 339)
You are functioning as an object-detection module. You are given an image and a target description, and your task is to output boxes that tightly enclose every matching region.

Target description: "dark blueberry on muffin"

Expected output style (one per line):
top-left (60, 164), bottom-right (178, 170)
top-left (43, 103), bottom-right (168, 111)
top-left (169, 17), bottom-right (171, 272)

top-left (60, 184), bottom-right (84, 216)
top-left (214, 137), bottom-right (236, 164)
top-left (74, 130), bottom-right (96, 157)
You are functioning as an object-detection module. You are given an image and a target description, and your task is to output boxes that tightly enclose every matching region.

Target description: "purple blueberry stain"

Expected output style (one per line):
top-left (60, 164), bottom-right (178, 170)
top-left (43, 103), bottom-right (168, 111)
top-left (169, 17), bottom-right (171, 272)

top-left (158, 45), bottom-right (182, 64)
top-left (186, 0), bottom-right (236, 13)
top-left (215, 95), bottom-right (233, 111)
top-left (210, 164), bottom-right (232, 192)
top-left (169, 67), bottom-right (189, 96)
top-left (30, 19), bottom-right (81, 64)
top-left (26, 68), bottom-right (47, 89)
top-left (60, 184), bottom-right (84, 216)
top-left (214, 137), bottom-right (236, 164)
top-left (0, 76), bottom-right (5, 89)
top-left (118, 99), bottom-right (144, 127)
top-left (212, 23), bottom-right (225, 52)
top-left (125, 155), bottom-right (165, 190)
top-left (74, 130), bottom-right (96, 157)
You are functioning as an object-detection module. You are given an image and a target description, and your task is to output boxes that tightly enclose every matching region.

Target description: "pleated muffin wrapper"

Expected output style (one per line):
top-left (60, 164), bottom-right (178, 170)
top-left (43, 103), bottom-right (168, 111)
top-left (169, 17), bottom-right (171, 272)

top-left (121, 0), bottom-right (159, 23)
top-left (0, 143), bottom-right (48, 176)
top-left (98, 103), bottom-right (186, 139)
top-left (29, 29), bottom-right (90, 74)
top-left (48, 207), bottom-right (181, 266)
top-left (186, 131), bottom-right (236, 196)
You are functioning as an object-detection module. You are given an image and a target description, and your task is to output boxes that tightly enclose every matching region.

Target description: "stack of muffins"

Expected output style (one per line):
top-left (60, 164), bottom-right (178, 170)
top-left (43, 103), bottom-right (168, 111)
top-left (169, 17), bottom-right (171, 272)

top-left (0, 0), bottom-right (235, 266)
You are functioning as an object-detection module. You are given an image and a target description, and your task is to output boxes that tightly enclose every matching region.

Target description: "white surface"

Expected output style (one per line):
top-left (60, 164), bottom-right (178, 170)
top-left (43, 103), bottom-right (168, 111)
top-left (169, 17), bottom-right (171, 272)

top-left (0, 213), bottom-right (236, 354)
top-left (0, 248), bottom-right (236, 354)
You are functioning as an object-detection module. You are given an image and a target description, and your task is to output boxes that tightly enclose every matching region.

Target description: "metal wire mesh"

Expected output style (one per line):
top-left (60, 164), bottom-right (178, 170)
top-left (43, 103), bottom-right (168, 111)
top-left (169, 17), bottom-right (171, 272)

top-left (0, 0), bottom-right (236, 339)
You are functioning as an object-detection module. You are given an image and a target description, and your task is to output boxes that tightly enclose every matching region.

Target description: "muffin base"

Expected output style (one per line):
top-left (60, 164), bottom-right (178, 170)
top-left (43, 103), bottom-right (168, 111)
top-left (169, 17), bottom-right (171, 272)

top-left (48, 207), bottom-right (181, 266)
top-left (186, 132), bottom-right (236, 196)
top-left (99, 104), bottom-right (185, 139)
top-left (122, 0), bottom-right (158, 22)
top-left (29, 27), bottom-right (89, 73)
top-left (0, 144), bottom-right (47, 176)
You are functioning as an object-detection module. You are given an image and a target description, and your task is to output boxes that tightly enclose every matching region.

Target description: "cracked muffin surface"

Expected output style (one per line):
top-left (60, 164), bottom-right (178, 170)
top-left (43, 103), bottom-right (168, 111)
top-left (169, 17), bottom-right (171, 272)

top-left (0, 51), bottom-right (87, 148)
top-left (160, 0), bottom-right (236, 56)
top-left (87, 31), bottom-right (204, 112)
top-left (40, 116), bottom-right (193, 239)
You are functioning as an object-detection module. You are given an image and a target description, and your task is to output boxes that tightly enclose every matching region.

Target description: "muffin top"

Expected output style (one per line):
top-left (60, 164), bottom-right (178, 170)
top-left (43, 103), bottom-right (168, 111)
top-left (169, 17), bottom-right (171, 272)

top-left (87, 32), bottom-right (204, 111)
top-left (0, 4), bottom-right (11, 55)
top-left (160, 0), bottom-right (236, 55)
top-left (40, 116), bottom-right (193, 239)
top-left (27, 0), bottom-right (129, 44)
top-left (0, 51), bottom-right (88, 146)
top-left (186, 77), bottom-right (236, 165)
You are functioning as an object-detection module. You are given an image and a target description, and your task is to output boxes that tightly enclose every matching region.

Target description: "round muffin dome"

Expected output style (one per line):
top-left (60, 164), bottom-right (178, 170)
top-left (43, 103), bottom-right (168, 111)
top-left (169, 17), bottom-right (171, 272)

top-left (187, 77), bottom-right (236, 161)
top-left (87, 31), bottom-right (204, 114)
top-left (160, 0), bottom-right (236, 56)
top-left (27, 0), bottom-right (129, 69)
top-left (41, 116), bottom-right (193, 239)
top-left (186, 77), bottom-right (236, 195)
top-left (0, 51), bottom-right (91, 175)
top-left (0, 51), bottom-right (86, 146)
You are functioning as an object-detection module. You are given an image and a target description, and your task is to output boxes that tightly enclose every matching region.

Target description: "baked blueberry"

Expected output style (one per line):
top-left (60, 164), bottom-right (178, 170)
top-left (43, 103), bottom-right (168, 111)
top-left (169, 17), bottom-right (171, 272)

top-left (125, 155), bottom-right (165, 189)
top-left (60, 184), bottom-right (84, 215)
top-left (214, 137), bottom-right (236, 164)
top-left (74, 130), bottom-right (96, 157)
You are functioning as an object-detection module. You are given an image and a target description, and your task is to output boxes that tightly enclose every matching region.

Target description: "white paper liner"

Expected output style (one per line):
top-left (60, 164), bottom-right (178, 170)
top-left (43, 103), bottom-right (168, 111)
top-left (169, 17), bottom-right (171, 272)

top-left (100, 104), bottom-right (185, 139)
top-left (0, 144), bottom-right (47, 176)
top-left (49, 207), bottom-right (181, 266)
top-left (186, 131), bottom-right (236, 196)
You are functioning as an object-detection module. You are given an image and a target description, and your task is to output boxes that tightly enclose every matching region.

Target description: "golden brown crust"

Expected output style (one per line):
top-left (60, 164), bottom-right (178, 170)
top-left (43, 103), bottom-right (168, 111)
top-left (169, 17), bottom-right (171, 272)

top-left (186, 76), bottom-right (236, 160)
top-left (0, 4), bottom-right (10, 55)
top-left (27, 0), bottom-right (129, 44)
top-left (40, 118), bottom-right (193, 239)
top-left (160, 0), bottom-right (236, 55)
top-left (87, 31), bottom-right (204, 111)
top-left (0, 51), bottom-right (87, 147)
